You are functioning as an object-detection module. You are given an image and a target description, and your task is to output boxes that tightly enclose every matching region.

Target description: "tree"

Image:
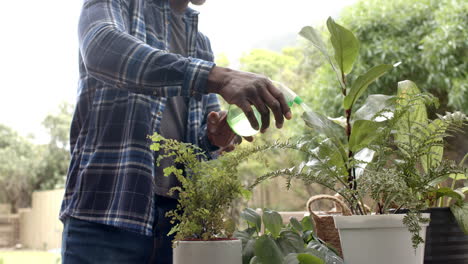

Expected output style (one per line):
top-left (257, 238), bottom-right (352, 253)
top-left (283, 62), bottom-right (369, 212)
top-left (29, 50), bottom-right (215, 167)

top-left (310, 0), bottom-right (467, 115)
top-left (0, 125), bottom-right (39, 212)
top-left (0, 103), bottom-right (73, 213)
top-left (34, 102), bottom-right (73, 190)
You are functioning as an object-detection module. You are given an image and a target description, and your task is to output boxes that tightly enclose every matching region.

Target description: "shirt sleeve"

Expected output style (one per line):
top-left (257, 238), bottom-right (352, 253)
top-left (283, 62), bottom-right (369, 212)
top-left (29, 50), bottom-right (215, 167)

top-left (78, 0), bottom-right (214, 99)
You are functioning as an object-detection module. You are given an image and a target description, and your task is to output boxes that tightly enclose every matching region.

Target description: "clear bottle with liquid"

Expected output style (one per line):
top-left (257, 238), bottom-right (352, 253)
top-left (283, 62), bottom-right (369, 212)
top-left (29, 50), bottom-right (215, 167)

top-left (226, 81), bottom-right (303, 137)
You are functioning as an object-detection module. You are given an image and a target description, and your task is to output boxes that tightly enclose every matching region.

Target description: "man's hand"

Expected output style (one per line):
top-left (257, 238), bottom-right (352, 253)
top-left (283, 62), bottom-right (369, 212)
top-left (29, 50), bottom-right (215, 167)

top-left (207, 111), bottom-right (253, 153)
top-left (207, 66), bottom-right (292, 134)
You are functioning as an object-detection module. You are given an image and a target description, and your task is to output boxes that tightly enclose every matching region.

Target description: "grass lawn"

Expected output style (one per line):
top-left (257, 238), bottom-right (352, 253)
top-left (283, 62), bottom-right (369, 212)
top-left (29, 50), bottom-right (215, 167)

top-left (0, 251), bottom-right (60, 264)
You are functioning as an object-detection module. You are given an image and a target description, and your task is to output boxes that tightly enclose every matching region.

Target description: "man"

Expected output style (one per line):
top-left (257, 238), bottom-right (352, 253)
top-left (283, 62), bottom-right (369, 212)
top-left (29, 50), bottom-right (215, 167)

top-left (60, 0), bottom-right (291, 263)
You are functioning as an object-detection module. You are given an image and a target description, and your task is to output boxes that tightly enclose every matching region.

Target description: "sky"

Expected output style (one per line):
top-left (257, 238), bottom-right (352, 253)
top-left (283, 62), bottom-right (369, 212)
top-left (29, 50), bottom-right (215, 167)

top-left (0, 0), bottom-right (356, 144)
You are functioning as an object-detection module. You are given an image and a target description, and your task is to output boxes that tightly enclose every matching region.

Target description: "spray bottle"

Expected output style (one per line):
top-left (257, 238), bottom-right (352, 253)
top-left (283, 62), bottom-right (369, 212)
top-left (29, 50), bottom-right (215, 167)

top-left (226, 81), bottom-right (303, 137)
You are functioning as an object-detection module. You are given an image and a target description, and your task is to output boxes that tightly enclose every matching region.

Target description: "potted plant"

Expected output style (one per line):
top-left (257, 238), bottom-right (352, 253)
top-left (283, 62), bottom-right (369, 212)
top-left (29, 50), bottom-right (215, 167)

top-left (234, 208), bottom-right (343, 264)
top-left (244, 17), bottom-right (466, 264)
top-left (376, 82), bottom-right (468, 264)
top-left (149, 133), bottom-right (248, 264)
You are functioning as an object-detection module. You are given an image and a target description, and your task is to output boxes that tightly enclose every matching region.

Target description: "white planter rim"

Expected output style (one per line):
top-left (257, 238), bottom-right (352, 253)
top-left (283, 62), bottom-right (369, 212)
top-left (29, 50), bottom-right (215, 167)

top-left (174, 239), bottom-right (241, 245)
top-left (334, 213), bottom-right (430, 229)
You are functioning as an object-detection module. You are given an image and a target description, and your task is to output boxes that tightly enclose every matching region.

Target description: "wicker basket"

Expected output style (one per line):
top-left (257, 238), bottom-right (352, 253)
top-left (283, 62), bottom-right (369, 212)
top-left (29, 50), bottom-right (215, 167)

top-left (306, 194), bottom-right (352, 257)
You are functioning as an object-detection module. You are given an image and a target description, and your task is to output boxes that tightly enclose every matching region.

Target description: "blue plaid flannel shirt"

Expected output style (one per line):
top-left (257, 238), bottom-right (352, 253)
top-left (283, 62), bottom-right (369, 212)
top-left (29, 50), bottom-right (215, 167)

top-left (60, 0), bottom-right (221, 236)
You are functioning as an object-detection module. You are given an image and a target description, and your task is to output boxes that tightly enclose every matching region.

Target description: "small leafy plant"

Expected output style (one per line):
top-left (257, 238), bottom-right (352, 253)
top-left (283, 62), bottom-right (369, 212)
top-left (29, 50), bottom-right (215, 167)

top-left (234, 208), bottom-right (343, 264)
top-left (149, 133), bottom-right (250, 241)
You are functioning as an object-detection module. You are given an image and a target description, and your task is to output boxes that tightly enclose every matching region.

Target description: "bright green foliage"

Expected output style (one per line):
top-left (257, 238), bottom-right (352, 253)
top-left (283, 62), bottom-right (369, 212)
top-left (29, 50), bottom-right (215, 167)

top-left (326, 0), bottom-right (468, 113)
top-left (149, 133), bottom-right (248, 241)
top-left (326, 17), bottom-right (359, 76)
top-left (234, 208), bottom-right (341, 264)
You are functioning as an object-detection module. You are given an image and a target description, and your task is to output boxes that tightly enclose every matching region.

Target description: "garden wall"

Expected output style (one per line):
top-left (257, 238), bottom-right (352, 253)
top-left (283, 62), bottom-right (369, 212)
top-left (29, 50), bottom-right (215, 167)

top-left (19, 189), bottom-right (64, 250)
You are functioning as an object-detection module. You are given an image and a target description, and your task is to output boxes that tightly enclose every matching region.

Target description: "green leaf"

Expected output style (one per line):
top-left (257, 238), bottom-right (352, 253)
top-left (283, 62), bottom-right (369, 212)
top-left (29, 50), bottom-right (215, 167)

top-left (395, 80), bottom-right (428, 155)
top-left (243, 239), bottom-right (256, 264)
top-left (435, 187), bottom-right (464, 201)
top-left (327, 17), bottom-right (359, 75)
top-left (301, 110), bottom-right (347, 160)
top-left (450, 202), bottom-right (468, 234)
top-left (297, 253), bottom-right (325, 264)
top-left (263, 209), bottom-right (283, 238)
top-left (254, 235), bottom-right (284, 264)
top-left (349, 120), bottom-right (385, 153)
top-left (344, 64), bottom-right (393, 109)
top-left (276, 230), bottom-right (305, 255)
top-left (301, 216), bottom-right (316, 234)
top-left (299, 26), bottom-right (329, 59)
top-left (354, 94), bottom-right (395, 122)
top-left (241, 208), bottom-right (262, 233)
top-left (289, 217), bottom-right (303, 232)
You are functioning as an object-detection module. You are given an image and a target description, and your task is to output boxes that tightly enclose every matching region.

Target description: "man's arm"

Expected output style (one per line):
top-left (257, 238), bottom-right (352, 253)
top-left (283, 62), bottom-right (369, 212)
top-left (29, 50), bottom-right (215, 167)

top-left (79, 0), bottom-right (213, 98)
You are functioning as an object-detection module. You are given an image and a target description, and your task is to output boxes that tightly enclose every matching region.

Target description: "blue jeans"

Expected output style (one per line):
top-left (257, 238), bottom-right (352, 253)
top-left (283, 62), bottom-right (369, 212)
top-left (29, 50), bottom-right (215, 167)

top-left (61, 195), bottom-right (178, 264)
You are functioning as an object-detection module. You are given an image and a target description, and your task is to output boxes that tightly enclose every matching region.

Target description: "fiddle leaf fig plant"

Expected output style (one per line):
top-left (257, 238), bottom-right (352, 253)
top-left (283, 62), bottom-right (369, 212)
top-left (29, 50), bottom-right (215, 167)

top-left (247, 16), bottom-right (467, 249)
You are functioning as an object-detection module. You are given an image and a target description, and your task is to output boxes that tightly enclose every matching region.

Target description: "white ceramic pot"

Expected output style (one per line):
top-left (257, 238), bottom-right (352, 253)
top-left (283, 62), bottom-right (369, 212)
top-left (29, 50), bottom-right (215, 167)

top-left (334, 214), bottom-right (430, 264)
top-left (173, 239), bottom-right (242, 264)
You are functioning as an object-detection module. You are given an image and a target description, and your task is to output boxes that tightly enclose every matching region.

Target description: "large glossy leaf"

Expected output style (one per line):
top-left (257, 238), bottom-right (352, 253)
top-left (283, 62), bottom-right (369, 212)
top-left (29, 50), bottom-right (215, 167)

top-left (299, 26), bottom-right (329, 59)
top-left (395, 80), bottom-right (428, 154)
top-left (301, 216), bottom-right (316, 234)
top-left (435, 187), bottom-right (464, 201)
top-left (326, 17), bottom-right (359, 75)
top-left (297, 253), bottom-right (325, 264)
top-left (241, 208), bottom-right (262, 233)
top-left (302, 110), bottom-right (347, 161)
top-left (354, 148), bottom-right (376, 179)
top-left (263, 209), bottom-right (283, 238)
top-left (254, 235), bottom-right (284, 264)
top-left (310, 138), bottom-right (348, 176)
top-left (349, 120), bottom-right (385, 153)
top-left (344, 64), bottom-right (393, 109)
top-left (450, 202), bottom-right (468, 234)
top-left (354, 94), bottom-right (395, 122)
top-left (276, 231), bottom-right (305, 256)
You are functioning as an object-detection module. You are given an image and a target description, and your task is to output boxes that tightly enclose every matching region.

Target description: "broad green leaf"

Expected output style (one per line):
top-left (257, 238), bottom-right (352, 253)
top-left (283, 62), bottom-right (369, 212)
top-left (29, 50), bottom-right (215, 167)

top-left (327, 17), bottom-right (359, 75)
top-left (241, 208), bottom-right (262, 233)
top-left (254, 235), bottom-right (284, 264)
top-left (349, 120), bottom-right (385, 153)
top-left (344, 64), bottom-right (393, 109)
top-left (289, 217), bottom-right (303, 232)
top-left (450, 202), bottom-right (468, 234)
top-left (435, 187), bottom-right (464, 201)
top-left (301, 216), bottom-right (316, 234)
top-left (395, 80), bottom-right (428, 155)
top-left (276, 231), bottom-right (305, 255)
top-left (354, 94), bottom-right (395, 122)
top-left (263, 209), bottom-right (283, 238)
top-left (301, 110), bottom-right (347, 161)
top-left (299, 26), bottom-right (329, 59)
top-left (297, 253), bottom-right (325, 264)
top-left (354, 148), bottom-right (376, 179)
top-left (311, 138), bottom-right (348, 176)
